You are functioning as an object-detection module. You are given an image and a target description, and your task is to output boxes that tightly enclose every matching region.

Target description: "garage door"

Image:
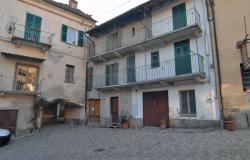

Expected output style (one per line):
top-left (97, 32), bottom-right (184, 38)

top-left (0, 110), bottom-right (18, 133)
top-left (143, 91), bottom-right (169, 127)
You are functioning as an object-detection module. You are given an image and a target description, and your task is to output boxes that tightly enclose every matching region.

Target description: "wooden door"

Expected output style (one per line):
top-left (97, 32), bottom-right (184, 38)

top-left (174, 39), bottom-right (191, 75)
top-left (172, 3), bottom-right (187, 30)
top-left (127, 55), bottom-right (136, 83)
top-left (110, 97), bottom-right (119, 123)
top-left (143, 91), bottom-right (169, 127)
top-left (0, 110), bottom-right (18, 133)
top-left (89, 99), bottom-right (100, 122)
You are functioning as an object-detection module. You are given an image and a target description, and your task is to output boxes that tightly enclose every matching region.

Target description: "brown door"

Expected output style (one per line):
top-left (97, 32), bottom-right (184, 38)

top-left (110, 97), bottom-right (119, 123)
top-left (0, 110), bottom-right (18, 133)
top-left (143, 91), bottom-right (169, 127)
top-left (89, 99), bottom-right (100, 122)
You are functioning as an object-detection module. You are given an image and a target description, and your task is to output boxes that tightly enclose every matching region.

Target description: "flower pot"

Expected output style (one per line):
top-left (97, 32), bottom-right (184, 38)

top-left (224, 121), bottom-right (236, 131)
top-left (121, 121), bottom-right (129, 129)
top-left (160, 124), bottom-right (166, 129)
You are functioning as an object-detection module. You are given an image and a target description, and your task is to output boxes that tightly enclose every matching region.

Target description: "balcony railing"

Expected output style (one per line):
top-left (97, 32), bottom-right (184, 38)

top-left (90, 8), bottom-right (200, 57)
top-left (10, 23), bottom-right (53, 45)
top-left (93, 53), bottom-right (204, 89)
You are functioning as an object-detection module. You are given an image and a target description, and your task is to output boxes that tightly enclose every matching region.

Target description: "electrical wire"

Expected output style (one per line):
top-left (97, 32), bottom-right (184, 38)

top-left (96, 0), bottom-right (132, 16)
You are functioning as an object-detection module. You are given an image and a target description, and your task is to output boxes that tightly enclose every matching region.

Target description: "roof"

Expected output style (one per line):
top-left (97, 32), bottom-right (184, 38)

top-left (42, 0), bottom-right (97, 22)
top-left (87, 0), bottom-right (169, 35)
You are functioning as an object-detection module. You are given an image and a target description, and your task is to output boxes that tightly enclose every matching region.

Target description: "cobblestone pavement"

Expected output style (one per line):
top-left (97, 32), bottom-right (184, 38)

top-left (0, 124), bottom-right (250, 160)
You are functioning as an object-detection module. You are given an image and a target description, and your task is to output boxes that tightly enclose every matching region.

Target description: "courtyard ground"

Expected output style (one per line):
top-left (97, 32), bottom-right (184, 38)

top-left (0, 124), bottom-right (250, 160)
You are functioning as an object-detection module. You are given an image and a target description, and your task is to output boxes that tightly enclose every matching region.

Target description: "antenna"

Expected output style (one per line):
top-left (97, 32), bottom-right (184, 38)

top-left (244, 16), bottom-right (248, 34)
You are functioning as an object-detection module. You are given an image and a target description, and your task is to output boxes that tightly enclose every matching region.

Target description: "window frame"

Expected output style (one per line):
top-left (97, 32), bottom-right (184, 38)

top-left (65, 65), bottom-right (75, 84)
top-left (179, 90), bottom-right (197, 117)
top-left (151, 51), bottom-right (160, 68)
top-left (66, 27), bottom-right (78, 46)
top-left (14, 63), bottom-right (39, 92)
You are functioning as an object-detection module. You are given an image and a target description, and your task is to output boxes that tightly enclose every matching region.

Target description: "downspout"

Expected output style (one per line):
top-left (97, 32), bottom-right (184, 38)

top-left (206, 0), bottom-right (224, 128)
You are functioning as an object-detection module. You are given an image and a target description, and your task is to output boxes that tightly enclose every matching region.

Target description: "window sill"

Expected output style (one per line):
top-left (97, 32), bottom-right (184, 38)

top-left (180, 114), bottom-right (197, 118)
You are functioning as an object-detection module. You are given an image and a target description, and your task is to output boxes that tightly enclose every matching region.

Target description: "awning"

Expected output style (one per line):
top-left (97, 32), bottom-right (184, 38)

top-left (49, 98), bottom-right (85, 108)
top-left (1, 52), bottom-right (46, 63)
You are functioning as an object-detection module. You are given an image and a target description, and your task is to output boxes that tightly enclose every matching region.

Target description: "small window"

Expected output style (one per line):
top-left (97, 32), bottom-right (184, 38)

top-left (67, 27), bottom-right (78, 45)
top-left (180, 90), bottom-right (196, 116)
top-left (15, 64), bottom-right (38, 92)
top-left (131, 27), bottom-right (135, 37)
top-left (65, 65), bottom-right (75, 83)
top-left (151, 51), bottom-right (160, 68)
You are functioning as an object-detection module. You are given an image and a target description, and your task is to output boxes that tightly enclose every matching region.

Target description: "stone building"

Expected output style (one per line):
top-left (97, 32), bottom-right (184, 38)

top-left (87, 0), bottom-right (220, 128)
top-left (0, 0), bottom-right (96, 134)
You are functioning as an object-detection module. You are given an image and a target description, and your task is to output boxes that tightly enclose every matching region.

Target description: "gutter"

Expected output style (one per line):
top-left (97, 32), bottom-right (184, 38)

top-left (206, 0), bottom-right (224, 128)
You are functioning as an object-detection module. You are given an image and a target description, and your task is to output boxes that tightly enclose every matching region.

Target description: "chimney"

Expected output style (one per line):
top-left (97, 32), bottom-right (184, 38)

top-left (69, 0), bottom-right (78, 9)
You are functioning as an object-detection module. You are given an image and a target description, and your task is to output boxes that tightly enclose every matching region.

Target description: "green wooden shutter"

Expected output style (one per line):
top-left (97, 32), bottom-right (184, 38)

top-left (25, 13), bottom-right (41, 42)
top-left (174, 39), bottom-right (191, 75)
top-left (105, 65), bottom-right (110, 86)
top-left (113, 63), bottom-right (119, 85)
top-left (78, 31), bottom-right (84, 47)
top-left (172, 3), bottom-right (187, 30)
top-left (61, 24), bottom-right (67, 42)
top-left (151, 51), bottom-right (160, 68)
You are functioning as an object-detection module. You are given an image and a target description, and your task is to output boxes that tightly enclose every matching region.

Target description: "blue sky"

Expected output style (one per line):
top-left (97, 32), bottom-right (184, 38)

top-left (55, 0), bottom-right (149, 24)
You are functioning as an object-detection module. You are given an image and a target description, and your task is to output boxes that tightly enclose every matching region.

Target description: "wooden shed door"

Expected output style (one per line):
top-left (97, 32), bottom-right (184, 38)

top-left (110, 97), bottom-right (119, 123)
top-left (0, 110), bottom-right (18, 133)
top-left (143, 91), bottom-right (169, 127)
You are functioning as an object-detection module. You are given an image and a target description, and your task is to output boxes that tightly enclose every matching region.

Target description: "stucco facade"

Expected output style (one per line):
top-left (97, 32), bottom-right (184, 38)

top-left (87, 0), bottom-right (220, 128)
top-left (0, 0), bottom-right (95, 134)
top-left (209, 0), bottom-right (250, 111)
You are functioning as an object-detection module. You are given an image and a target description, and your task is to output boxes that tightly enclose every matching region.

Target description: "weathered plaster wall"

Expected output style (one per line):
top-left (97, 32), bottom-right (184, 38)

top-left (213, 0), bottom-right (250, 111)
top-left (0, 95), bottom-right (34, 133)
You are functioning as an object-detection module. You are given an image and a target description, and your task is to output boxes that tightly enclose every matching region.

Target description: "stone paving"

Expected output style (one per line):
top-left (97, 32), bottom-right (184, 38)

top-left (0, 124), bottom-right (250, 160)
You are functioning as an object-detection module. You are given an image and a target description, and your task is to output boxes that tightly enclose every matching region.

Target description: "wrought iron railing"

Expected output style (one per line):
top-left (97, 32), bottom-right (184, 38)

top-left (9, 23), bottom-right (53, 45)
top-left (93, 52), bottom-right (204, 89)
top-left (90, 8), bottom-right (200, 57)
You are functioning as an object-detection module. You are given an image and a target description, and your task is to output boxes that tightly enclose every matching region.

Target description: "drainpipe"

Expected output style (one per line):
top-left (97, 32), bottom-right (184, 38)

top-left (206, 0), bottom-right (224, 128)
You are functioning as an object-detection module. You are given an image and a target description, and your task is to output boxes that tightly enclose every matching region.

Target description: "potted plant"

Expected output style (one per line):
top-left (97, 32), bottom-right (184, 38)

top-left (160, 117), bottom-right (166, 129)
top-left (120, 112), bottom-right (130, 129)
top-left (223, 113), bottom-right (236, 131)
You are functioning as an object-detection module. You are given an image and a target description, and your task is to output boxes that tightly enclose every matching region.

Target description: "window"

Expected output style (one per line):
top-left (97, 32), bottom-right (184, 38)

top-left (87, 68), bottom-right (93, 91)
top-left (15, 64), bottom-right (38, 92)
top-left (25, 13), bottom-right (42, 42)
top-left (131, 27), bottom-right (135, 37)
top-left (105, 63), bottom-right (119, 86)
top-left (67, 27), bottom-right (78, 45)
top-left (151, 51), bottom-right (160, 68)
top-left (180, 90), bottom-right (196, 116)
top-left (65, 65), bottom-right (75, 83)
top-left (61, 24), bottom-right (84, 46)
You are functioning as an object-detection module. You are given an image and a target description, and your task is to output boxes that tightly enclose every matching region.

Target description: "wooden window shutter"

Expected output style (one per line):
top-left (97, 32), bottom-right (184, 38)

top-left (61, 24), bottom-right (67, 42)
top-left (78, 31), bottom-right (84, 47)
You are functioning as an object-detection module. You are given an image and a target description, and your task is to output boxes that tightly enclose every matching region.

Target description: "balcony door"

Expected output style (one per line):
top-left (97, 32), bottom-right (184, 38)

top-left (127, 55), bottom-right (136, 83)
top-left (105, 63), bottom-right (119, 86)
top-left (172, 3), bottom-right (187, 30)
top-left (25, 13), bottom-right (42, 42)
top-left (174, 39), bottom-right (191, 75)
top-left (106, 32), bottom-right (121, 52)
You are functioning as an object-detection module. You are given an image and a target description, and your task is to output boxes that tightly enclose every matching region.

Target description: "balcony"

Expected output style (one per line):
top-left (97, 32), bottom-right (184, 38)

top-left (9, 23), bottom-right (53, 51)
top-left (89, 8), bottom-right (201, 62)
top-left (93, 53), bottom-right (205, 90)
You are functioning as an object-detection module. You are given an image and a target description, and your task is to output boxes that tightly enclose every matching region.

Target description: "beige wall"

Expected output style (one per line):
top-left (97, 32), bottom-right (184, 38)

top-left (213, 0), bottom-right (250, 111)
